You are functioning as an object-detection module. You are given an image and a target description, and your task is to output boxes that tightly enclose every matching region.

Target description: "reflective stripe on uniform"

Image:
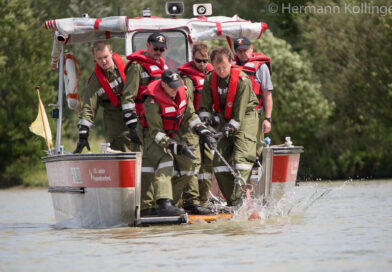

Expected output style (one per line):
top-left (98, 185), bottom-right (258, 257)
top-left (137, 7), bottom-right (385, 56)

top-left (110, 77), bottom-right (122, 88)
top-left (97, 88), bottom-right (105, 96)
top-left (157, 161), bottom-right (173, 171)
top-left (142, 167), bottom-right (155, 173)
top-left (122, 103), bottom-right (135, 111)
top-left (173, 169), bottom-right (199, 177)
top-left (140, 72), bottom-right (150, 79)
top-left (78, 119), bottom-right (94, 128)
top-left (213, 166), bottom-right (231, 173)
top-left (155, 132), bottom-right (166, 144)
top-left (198, 173), bottom-right (212, 180)
top-left (235, 163), bottom-right (253, 170)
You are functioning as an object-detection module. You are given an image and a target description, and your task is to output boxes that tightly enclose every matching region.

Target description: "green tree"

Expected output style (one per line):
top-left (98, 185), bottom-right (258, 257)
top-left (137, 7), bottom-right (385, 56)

top-left (296, 0), bottom-right (392, 178)
top-left (0, 0), bottom-right (57, 186)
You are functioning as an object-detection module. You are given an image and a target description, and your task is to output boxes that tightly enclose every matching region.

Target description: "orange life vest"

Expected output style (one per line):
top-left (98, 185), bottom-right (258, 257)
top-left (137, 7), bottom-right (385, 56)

top-left (232, 53), bottom-right (271, 109)
top-left (177, 61), bottom-right (213, 111)
top-left (93, 52), bottom-right (125, 107)
top-left (141, 80), bottom-right (188, 138)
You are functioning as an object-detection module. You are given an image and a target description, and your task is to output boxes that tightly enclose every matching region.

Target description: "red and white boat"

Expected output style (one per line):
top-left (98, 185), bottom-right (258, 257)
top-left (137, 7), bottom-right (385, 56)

top-left (43, 2), bottom-right (303, 228)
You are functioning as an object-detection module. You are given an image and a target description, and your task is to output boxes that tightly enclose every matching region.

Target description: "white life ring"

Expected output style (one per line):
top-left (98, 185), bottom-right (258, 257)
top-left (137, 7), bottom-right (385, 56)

top-left (63, 54), bottom-right (81, 111)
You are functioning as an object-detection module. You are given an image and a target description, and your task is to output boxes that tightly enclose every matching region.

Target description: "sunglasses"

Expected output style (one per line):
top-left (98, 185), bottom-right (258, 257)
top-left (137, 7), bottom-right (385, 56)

top-left (194, 58), bottom-right (208, 64)
top-left (153, 47), bottom-right (165, 52)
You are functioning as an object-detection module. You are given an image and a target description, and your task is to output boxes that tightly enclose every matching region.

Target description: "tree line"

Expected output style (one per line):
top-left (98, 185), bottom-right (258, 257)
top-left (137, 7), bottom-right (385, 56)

top-left (0, 0), bottom-right (391, 186)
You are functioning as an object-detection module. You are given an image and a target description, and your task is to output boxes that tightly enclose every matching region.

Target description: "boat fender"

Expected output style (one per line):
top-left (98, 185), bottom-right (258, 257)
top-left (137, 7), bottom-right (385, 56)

top-left (64, 54), bottom-right (81, 111)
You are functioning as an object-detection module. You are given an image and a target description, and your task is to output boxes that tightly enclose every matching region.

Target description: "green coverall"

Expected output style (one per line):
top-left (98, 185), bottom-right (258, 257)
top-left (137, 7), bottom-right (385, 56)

top-left (136, 88), bottom-right (203, 208)
top-left (78, 64), bottom-right (131, 152)
top-left (198, 69), bottom-right (259, 206)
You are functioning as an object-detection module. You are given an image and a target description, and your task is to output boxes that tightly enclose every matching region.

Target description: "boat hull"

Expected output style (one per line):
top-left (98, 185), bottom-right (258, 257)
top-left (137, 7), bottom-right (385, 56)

top-left (43, 153), bottom-right (142, 228)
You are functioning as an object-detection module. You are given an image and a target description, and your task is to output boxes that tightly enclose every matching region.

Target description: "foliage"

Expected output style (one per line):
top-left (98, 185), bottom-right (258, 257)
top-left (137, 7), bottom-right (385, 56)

top-left (296, 0), bottom-right (392, 178)
top-left (0, 0), bottom-right (57, 187)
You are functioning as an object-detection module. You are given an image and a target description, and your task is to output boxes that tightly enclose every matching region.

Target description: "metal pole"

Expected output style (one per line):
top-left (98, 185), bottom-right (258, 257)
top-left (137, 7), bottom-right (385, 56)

top-left (56, 43), bottom-right (65, 154)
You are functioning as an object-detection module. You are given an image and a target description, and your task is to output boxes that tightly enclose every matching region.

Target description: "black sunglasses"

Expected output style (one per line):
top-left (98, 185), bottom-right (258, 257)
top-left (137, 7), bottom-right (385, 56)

top-left (154, 47), bottom-right (165, 52)
top-left (194, 58), bottom-right (208, 64)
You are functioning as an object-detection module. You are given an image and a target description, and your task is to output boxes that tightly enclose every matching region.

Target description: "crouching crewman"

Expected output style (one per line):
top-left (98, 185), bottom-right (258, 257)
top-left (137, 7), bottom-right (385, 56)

top-left (137, 69), bottom-right (216, 216)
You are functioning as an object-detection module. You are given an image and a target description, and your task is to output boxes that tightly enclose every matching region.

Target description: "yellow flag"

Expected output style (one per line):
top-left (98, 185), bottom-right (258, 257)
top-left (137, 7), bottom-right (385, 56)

top-left (29, 87), bottom-right (53, 150)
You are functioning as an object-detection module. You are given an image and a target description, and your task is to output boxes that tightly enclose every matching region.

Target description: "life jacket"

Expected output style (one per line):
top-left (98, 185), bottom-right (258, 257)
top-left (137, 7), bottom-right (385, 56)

top-left (232, 53), bottom-right (271, 109)
top-left (177, 61), bottom-right (213, 111)
top-left (211, 67), bottom-right (242, 120)
top-left (141, 80), bottom-right (188, 138)
top-left (93, 53), bottom-right (126, 107)
top-left (125, 50), bottom-right (167, 115)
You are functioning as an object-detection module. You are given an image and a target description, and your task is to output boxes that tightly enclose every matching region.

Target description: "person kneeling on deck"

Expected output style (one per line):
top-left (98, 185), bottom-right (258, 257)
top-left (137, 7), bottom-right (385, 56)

top-left (137, 69), bottom-right (216, 216)
top-left (74, 41), bottom-right (131, 153)
top-left (198, 47), bottom-right (259, 206)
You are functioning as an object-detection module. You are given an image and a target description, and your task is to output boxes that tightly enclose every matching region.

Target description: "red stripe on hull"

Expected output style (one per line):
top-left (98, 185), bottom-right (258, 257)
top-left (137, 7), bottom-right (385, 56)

top-left (272, 154), bottom-right (300, 183)
top-left (46, 159), bottom-right (137, 188)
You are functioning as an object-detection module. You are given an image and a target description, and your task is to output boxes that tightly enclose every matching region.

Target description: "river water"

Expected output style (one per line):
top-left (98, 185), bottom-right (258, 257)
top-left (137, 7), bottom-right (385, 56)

top-left (0, 180), bottom-right (391, 272)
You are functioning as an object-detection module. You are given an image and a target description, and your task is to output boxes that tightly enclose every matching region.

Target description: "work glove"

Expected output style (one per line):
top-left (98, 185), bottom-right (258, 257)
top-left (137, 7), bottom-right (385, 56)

top-left (210, 115), bottom-right (220, 128)
top-left (124, 111), bottom-right (141, 144)
top-left (128, 126), bottom-right (141, 145)
top-left (166, 140), bottom-right (198, 160)
top-left (74, 125), bottom-right (90, 154)
top-left (200, 116), bottom-right (211, 126)
top-left (194, 124), bottom-right (217, 149)
top-left (221, 123), bottom-right (236, 138)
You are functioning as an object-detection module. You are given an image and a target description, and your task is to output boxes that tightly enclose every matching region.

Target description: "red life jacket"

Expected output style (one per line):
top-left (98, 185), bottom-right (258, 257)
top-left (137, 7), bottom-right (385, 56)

top-left (125, 50), bottom-right (167, 115)
top-left (141, 80), bottom-right (188, 138)
top-left (233, 53), bottom-right (271, 109)
top-left (93, 53), bottom-right (126, 107)
top-left (211, 67), bottom-right (242, 120)
top-left (177, 61), bottom-right (213, 111)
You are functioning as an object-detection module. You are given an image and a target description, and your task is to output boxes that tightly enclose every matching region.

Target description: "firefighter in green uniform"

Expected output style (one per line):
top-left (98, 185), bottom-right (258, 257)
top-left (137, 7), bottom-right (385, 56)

top-left (121, 33), bottom-right (168, 216)
top-left (74, 41), bottom-right (131, 153)
top-left (199, 47), bottom-right (259, 206)
top-left (177, 42), bottom-right (214, 208)
top-left (138, 69), bottom-right (216, 216)
top-left (232, 37), bottom-right (273, 160)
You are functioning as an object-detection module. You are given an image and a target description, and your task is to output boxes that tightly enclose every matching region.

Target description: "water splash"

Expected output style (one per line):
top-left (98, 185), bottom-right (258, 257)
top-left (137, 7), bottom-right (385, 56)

top-left (231, 183), bottom-right (333, 224)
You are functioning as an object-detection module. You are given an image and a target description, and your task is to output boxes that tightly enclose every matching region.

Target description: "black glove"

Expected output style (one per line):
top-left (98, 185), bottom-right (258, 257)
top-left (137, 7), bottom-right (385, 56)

top-left (123, 111), bottom-right (138, 128)
top-left (128, 126), bottom-right (141, 145)
top-left (124, 111), bottom-right (141, 144)
top-left (73, 125), bottom-right (90, 154)
top-left (221, 123), bottom-right (236, 138)
top-left (194, 124), bottom-right (217, 149)
top-left (210, 115), bottom-right (220, 128)
top-left (166, 140), bottom-right (198, 160)
top-left (200, 116), bottom-right (211, 126)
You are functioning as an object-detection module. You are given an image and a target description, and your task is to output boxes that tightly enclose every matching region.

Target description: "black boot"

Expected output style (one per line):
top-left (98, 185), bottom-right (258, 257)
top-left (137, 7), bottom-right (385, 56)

top-left (183, 204), bottom-right (212, 215)
top-left (156, 199), bottom-right (185, 216)
top-left (140, 208), bottom-right (157, 217)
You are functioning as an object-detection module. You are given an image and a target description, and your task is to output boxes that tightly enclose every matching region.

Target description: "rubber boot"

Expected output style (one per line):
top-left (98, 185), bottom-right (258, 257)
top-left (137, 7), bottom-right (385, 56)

top-left (140, 208), bottom-right (157, 217)
top-left (156, 199), bottom-right (185, 216)
top-left (183, 204), bottom-right (212, 215)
